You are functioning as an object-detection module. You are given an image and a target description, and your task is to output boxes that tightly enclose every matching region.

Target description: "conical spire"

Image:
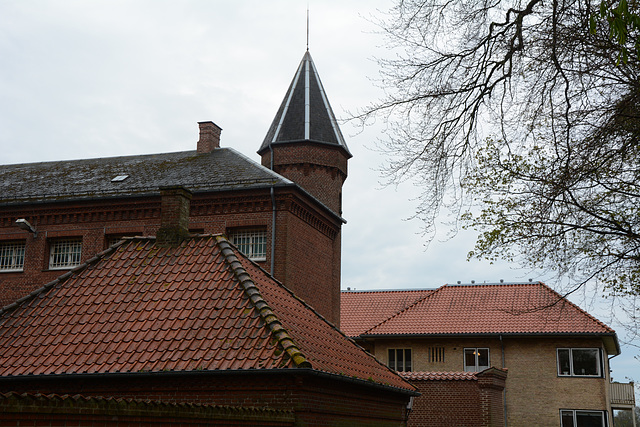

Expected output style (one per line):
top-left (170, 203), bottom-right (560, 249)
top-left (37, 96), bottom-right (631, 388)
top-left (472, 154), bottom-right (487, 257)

top-left (258, 51), bottom-right (351, 156)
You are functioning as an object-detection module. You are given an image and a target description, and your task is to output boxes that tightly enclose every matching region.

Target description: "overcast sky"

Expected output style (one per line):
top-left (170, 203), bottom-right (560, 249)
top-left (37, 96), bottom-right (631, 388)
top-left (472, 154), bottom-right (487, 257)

top-left (0, 1), bottom-right (637, 387)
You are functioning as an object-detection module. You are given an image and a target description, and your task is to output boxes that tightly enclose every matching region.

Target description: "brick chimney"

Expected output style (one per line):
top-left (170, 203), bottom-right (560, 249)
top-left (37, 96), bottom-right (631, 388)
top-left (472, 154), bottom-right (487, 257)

top-left (157, 186), bottom-right (192, 246)
top-left (197, 121), bottom-right (222, 153)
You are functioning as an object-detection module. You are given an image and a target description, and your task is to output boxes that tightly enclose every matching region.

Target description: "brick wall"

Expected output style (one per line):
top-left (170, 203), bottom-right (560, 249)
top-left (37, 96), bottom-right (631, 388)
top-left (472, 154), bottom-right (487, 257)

top-left (0, 392), bottom-right (295, 427)
top-left (373, 337), bottom-right (503, 373)
top-left (405, 368), bottom-right (506, 427)
top-left (0, 371), bottom-right (412, 426)
top-left (262, 142), bottom-right (348, 215)
top-left (502, 336), bottom-right (610, 426)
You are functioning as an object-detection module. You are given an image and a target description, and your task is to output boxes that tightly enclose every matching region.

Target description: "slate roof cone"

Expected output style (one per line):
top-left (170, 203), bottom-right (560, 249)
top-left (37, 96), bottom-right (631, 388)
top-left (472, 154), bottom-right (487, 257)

top-left (258, 50), bottom-right (351, 215)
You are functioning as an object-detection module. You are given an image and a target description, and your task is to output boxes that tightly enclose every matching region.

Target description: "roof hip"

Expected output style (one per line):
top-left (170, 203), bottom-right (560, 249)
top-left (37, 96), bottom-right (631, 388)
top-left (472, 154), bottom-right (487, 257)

top-left (215, 236), bottom-right (311, 369)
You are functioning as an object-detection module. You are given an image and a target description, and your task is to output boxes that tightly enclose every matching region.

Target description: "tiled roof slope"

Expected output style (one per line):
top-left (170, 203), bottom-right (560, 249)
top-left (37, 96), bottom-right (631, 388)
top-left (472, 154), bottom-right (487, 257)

top-left (340, 289), bottom-right (434, 337)
top-left (359, 283), bottom-right (615, 338)
top-left (258, 51), bottom-right (351, 156)
top-left (0, 148), bottom-right (291, 205)
top-left (0, 235), bottom-right (412, 392)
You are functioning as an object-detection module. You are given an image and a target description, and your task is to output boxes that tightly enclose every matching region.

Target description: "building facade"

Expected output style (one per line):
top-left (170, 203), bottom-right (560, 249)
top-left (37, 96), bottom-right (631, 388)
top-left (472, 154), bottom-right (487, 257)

top-left (342, 282), bottom-right (634, 427)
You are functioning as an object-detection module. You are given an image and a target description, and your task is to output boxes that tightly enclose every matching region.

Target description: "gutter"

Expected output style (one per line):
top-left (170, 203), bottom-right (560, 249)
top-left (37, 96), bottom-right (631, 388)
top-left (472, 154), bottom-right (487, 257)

top-left (0, 368), bottom-right (419, 397)
top-left (500, 334), bottom-right (507, 427)
top-left (270, 186), bottom-right (276, 275)
top-left (270, 145), bottom-right (276, 275)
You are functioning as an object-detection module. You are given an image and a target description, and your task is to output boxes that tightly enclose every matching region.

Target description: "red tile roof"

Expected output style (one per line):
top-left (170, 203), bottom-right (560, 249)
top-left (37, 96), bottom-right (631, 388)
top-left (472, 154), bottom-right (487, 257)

top-left (340, 289), bottom-right (434, 337)
top-left (0, 235), bottom-right (412, 392)
top-left (342, 283), bottom-right (616, 339)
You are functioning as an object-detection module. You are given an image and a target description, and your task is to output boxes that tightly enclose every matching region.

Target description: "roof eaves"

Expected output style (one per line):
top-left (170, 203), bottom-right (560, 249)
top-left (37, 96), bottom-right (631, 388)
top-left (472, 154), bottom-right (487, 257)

top-left (0, 181), bottom-right (291, 207)
top-left (0, 368), bottom-right (418, 395)
top-left (341, 288), bottom-right (437, 293)
top-left (287, 183), bottom-right (346, 224)
top-left (299, 368), bottom-right (419, 396)
top-left (215, 235), bottom-right (311, 369)
top-left (222, 147), bottom-right (345, 224)
top-left (358, 331), bottom-right (620, 341)
top-left (259, 139), bottom-right (352, 159)
top-left (359, 331), bottom-right (620, 355)
top-left (225, 147), bottom-right (294, 185)
top-left (400, 371), bottom-right (478, 381)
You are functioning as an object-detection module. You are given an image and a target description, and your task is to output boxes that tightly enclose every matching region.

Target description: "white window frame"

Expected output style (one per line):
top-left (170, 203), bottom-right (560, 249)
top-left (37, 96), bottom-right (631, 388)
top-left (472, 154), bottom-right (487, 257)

top-left (388, 348), bottom-right (412, 372)
top-left (557, 348), bottom-right (602, 377)
top-left (230, 228), bottom-right (267, 261)
top-left (0, 241), bottom-right (25, 272)
top-left (49, 238), bottom-right (82, 270)
top-left (464, 347), bottom-right (490, 372)
top-left (560, 409), bottom-right (607, 427)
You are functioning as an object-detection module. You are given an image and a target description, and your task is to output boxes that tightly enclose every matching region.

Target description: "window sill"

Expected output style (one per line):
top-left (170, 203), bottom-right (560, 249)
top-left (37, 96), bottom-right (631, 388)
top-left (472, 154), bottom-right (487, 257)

top-left (558, 374), bottom-right (602, 378)
top-left (45, 266), bottom-right (79, 271)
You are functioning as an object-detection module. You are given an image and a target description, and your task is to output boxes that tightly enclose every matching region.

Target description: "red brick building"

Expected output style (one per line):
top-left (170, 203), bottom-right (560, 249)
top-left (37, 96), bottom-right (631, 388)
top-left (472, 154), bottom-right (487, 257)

top-left (0, 50), bottom-right (349, 326)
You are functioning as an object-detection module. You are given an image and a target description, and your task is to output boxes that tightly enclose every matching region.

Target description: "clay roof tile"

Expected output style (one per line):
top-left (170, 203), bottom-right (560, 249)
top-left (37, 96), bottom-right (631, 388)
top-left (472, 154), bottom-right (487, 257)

top-left (341, 283), bottom-right (618, 354)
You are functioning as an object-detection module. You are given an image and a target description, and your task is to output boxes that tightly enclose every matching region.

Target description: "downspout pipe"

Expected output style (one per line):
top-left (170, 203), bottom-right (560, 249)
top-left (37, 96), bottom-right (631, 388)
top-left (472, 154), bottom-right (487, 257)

top-left (500, 334), bottom-right (507, 427)
top-left (269, 145), bottom-right (276, 275)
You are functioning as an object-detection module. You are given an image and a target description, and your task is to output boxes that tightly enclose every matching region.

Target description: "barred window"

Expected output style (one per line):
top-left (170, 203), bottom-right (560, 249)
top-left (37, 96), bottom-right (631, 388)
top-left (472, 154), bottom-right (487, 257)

top-left (429, 346), bottom-right (445, 363)
top-left (0, 241), bottom-right (25, 272)
top-left (49, 239), bottom-right (82, 269)
top-left (230, 229), bottom-right (267, 261)
top-left (107, 236), bottom-right (124, 248)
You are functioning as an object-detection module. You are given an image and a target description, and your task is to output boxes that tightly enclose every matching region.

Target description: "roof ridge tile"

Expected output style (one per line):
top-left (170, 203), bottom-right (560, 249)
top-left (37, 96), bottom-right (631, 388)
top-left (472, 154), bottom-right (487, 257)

top-left (229, 241), bottom-right (404, 376)
top-left (215, 235), bottom-right (311, 369)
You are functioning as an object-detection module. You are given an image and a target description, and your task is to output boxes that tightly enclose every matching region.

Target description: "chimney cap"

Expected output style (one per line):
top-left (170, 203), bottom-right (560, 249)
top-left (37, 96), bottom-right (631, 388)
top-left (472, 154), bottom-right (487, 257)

top-left (198, 120), bottom-right (222, 130)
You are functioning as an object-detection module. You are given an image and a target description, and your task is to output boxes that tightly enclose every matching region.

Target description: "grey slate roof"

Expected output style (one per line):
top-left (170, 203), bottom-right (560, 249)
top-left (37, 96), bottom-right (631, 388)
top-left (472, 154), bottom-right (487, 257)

top-left (0, 148), bottom-right (293, 205)
top-left (258, 51), bottom-right (351, 156)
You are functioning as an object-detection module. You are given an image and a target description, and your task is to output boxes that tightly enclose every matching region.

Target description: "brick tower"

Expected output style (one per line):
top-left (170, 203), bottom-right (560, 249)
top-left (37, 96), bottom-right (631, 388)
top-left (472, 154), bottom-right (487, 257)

top-left (258, 50), bottom-right (350, 324)
top-left (258, 50), bottom-right (351, 216)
